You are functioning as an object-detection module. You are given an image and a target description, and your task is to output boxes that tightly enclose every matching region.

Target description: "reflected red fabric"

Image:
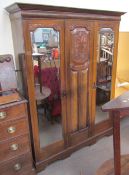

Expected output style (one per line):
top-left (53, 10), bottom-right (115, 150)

top-left (34, 65), bottom-right (39, 77)
top-left (51, 100), bottom-right (61, 116)
top-left (42, 67), bottom-right (61, 117)
top-left (34, 65), bottom-right (61, 117)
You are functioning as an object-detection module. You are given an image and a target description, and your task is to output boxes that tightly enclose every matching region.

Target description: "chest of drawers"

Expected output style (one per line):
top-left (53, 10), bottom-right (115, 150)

top-left (0, 98), bottom-right (36, 175)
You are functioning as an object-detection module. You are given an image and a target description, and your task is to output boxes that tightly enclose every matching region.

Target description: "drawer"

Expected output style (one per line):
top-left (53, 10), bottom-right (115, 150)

top-left (0, 103), bottom-right (27, 122)
top-left (0, 118), bottom-right (29, 141)
top-left (0, 152), bottom-right (34, 175)
top-left (0, 134), bottom-right (30, 162)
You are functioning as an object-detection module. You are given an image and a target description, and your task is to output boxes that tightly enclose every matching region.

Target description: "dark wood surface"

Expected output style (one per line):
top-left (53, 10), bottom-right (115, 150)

top-left (0, 118), bottom-right (29, 140)
top-left (102, 91), bottom-right (129, 112)
top-left (112, 111), bottom-right (121, 175)
top-left (0, 134), bottom-right (30, 162)
top-left (0, 90), bottom-right (21, 105)
top-left (0, 98), bottom-right (36, 174)
top-left (0, 103), bottom-right (26, 121)
top-left (6, 3), bottom-right (125, 18)
top-left (6, 3), bottom-right (124, 171)
top-left (97, 91), bottom-right (129, 175)
top-left (0, 152), bottom-right (33, 175)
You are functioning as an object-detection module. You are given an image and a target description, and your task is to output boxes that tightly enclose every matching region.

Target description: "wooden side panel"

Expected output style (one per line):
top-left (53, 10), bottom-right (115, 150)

top-left (79, 69), bottom-right (88, 129)
top-left (70, 69), bottom-right (89, 132)
top-left (70, 71), bottom-right (78, 131)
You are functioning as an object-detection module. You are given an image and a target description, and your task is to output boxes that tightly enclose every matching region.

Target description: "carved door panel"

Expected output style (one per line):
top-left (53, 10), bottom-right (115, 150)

top-left (65, 20), bottom-right (94, 145)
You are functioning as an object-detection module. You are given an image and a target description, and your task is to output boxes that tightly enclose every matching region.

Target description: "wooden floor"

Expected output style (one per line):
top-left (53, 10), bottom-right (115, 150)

top-left (96, 155), bottom-right (129, 175)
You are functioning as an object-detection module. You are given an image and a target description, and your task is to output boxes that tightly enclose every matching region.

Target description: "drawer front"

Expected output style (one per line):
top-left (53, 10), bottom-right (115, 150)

top-left (0, 134), bottom-right (30, 162)
top-left (0, 152), bottom-right (33, 175)
top-left (0, 118), bottom-right (29, 141)
top-left (0, 103), bottom-right (27, 122)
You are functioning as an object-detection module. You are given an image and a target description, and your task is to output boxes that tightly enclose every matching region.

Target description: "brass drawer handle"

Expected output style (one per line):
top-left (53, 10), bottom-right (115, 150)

top-left (13, 163), bottom-right (22, 171)
top-left (10, 143), bottom-right (19, 151)
top-left (0, 111), bottom-right (6, 120)
top-left (7, 126), bottom-right (16, 134)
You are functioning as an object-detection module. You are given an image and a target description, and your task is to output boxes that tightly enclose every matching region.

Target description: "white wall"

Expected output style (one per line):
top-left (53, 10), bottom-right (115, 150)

top-left (0, 0), bottom-right (129, 55)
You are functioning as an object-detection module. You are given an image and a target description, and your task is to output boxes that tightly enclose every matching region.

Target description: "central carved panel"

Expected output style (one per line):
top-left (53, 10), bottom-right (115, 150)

top-left (68, 27), bottom-right (90, 132)
top-left (70, 28), bottom-right (89, 68)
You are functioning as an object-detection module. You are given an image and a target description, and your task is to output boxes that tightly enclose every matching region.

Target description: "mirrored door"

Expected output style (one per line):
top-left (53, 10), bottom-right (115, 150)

top-left (24, 20), bottom-right (66, 160)
top-left (31, 27), bottom-right (63, 148)
top-left (95, 28), bottom-right (114, 124)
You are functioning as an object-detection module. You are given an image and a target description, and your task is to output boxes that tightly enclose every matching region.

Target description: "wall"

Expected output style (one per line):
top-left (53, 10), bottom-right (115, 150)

top-left (0, 0), bottom-right (129, 56)
top-left (117, 32), bottom-right (129, 80)
top-left (0, 0), bottom-right (129, 95)
top-left (0, 1), bottom-right (14, 55)
top-left (115, 32), bottom-right (129, 97)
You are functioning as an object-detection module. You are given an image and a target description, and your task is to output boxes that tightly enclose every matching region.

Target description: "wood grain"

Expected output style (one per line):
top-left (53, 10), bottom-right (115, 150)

top-left (70, 71), bottom-right (78, 132)
top-left (79, 69), bottom-right (88, 129)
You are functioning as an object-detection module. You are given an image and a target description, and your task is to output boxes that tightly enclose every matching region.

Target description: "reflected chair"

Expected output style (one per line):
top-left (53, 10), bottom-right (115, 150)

top-left (34, 65), bottom-right (61, 122)
top-left (41, 67), bottom-right (61, 122)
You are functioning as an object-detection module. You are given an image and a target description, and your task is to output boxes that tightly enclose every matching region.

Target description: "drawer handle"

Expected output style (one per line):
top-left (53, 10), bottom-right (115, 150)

top-left (10, 143), bottom-right (19, 151)
top-left (0, 111), bottom-right (6, 120)
top-left (7, 126), bottom-right (16, 134)
top-left (13, 163), bottom-right (22, 171)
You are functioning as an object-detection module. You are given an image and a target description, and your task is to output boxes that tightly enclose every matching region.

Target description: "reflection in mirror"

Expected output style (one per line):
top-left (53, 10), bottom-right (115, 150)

top-left (95, 28), bottom-right (114, 123)
top-left (30, 28), bottom-right (62, 148)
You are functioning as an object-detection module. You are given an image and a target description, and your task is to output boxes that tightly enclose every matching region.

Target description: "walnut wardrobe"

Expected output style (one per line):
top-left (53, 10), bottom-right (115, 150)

top-left (6, 3), bottom-right (124, 172)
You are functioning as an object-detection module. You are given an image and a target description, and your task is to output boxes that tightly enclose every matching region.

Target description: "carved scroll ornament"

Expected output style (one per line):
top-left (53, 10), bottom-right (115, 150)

top-left (70, 27), bottom-right (89, 69)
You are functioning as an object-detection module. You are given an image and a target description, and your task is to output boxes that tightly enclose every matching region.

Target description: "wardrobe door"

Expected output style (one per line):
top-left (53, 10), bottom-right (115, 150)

top-left (23, 20), bottom-right (67, 163)
top-left (65, 20), bottom-right (94, 145)
top-left (94, 21), bottom-right (120, 126)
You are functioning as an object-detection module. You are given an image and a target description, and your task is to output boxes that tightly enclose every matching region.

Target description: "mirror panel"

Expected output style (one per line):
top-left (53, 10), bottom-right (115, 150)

top-left (95, 28), bottom-right (114, 123)
top-left (30, 28), bottom-right (62, 148)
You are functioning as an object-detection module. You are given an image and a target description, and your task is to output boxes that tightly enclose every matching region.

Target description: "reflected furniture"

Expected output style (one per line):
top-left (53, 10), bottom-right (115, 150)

top-left (0, 55), bottom-right (35, 174)
top-left (96, 28), bottom-right (114, 105)
top-left (32, 53), bottom-right (45, 93)
top-left (35, 85), bottom-right (51, 101)
top-left (34, 66), bottom-right (61, 121)
top-left (35, 85), bottom-right (51, 122)
top-left (6, 3), bottom-right (125, 172)
top-left (97, 91), bottom-right (129, 175)
top-left (41, 67), bottom-right (61, 119)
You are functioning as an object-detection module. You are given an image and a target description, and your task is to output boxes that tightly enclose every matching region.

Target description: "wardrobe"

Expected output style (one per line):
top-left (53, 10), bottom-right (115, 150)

top-left (6, 3), bottom-right (124, 172)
